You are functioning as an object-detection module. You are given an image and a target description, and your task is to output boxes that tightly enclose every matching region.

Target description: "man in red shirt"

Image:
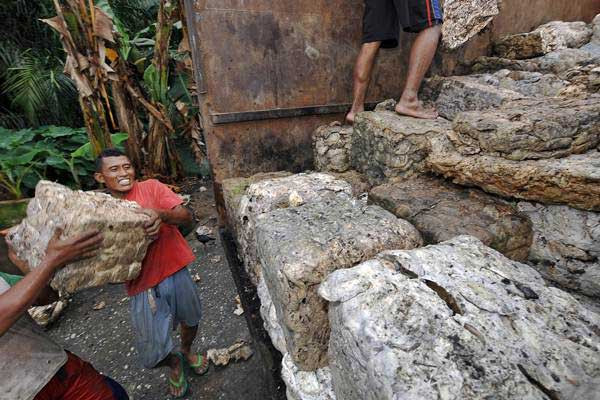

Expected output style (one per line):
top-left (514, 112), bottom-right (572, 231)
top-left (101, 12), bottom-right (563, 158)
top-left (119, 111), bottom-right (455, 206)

top-left (94, 148), bottom-right (207, 398)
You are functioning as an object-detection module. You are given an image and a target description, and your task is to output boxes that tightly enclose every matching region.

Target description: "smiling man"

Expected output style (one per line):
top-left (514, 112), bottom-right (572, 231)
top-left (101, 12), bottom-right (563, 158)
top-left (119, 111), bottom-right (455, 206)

top-left (94, 148), bottom-right (207, 398)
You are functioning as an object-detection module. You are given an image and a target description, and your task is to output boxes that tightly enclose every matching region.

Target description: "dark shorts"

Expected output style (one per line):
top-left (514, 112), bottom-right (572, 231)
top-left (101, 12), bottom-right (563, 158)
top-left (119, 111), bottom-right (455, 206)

top-left (362, 0), bottom-right (444, 48)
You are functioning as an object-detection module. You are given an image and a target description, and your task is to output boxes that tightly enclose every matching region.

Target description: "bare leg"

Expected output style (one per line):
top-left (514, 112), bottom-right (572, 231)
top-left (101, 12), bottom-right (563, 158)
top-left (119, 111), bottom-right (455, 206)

top-left (181, 322), bottom-right (209, 375)
top-left (346, 41), bottom-right (381, 124)
top-left (395, 25), bottom-right (441, 119)
top-left (180, 322), bottom-right (198, 360)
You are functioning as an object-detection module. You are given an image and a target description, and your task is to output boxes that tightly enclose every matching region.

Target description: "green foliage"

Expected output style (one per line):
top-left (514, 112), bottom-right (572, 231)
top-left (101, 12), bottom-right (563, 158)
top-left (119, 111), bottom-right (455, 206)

top-left (0, 126), bottom-right (127, 199)
top-left (107, 0), bottom-right (197, 137)
top-left (0, 1), bottom-right (82, 129)
top-left (2, 51), bottom-right (79, 127)
top-left (2, 0), bottom-right (203, 180)
top-left (0, 1), bottom-right (58, 53)
top-left (108, 0), bottom-right (160, 34)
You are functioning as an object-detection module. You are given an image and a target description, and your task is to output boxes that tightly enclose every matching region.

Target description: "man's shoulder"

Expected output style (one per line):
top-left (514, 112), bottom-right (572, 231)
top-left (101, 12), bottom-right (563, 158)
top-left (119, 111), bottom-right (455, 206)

top-left (134, 178), bottom-right (167, 193)
top-left (137, 178), bottom-right (162, 188)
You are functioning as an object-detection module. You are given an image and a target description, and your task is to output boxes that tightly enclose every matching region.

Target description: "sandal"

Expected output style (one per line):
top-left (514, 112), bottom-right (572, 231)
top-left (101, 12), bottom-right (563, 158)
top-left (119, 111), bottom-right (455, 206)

top-left (186, 352), bottom-right (210, 376)
top-left (168, 352), bottom-right (189, 398)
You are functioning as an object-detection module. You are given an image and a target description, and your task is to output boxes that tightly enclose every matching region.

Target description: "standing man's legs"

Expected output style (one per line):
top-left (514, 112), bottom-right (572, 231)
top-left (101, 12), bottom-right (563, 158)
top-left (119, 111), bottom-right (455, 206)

top-left (346, 41), bottom-right (381, 124)
top-left (347, 0), bottom-right (442, 123)
top-left (395, 0), bottom-right (443, 119)
top-left (395, 24), bottom-right (441, 119)
top-left (130, 268), bottom-right (204, 397)
top-left (346, 0), bottom-right (399, 124)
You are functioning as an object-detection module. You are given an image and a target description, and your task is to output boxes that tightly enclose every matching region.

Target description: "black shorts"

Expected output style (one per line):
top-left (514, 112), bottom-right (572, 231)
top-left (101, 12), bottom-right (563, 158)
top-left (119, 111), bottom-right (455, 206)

top-left (362, 0), bottom-right (444, 48)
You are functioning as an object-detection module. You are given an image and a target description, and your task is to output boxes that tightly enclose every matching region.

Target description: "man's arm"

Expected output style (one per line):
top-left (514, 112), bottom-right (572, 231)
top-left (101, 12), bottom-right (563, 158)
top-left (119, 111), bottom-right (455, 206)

top-left (137, 205), bottom-right (193, 239)
top-left (8, 242), bottom-right (59, 306)
top-left (0, 228), bottom-right (103, 336)
top-left (155, 205), bottom-right (193, 226)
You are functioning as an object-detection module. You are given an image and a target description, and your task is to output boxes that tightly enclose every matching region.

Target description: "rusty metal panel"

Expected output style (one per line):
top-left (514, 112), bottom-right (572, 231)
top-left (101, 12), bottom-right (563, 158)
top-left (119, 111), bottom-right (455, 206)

top-left (185, 0), bottom-right (600, 188)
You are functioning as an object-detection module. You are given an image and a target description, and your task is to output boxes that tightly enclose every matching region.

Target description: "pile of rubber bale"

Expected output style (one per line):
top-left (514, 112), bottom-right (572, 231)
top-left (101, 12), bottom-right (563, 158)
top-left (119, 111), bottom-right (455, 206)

top-left (223, 13), bottom-right (600, 400)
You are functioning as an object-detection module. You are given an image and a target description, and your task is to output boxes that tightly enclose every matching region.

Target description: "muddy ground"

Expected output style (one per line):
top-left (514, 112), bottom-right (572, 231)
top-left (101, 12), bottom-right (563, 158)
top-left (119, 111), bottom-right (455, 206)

top-left (46, 180), bottom-right (282, 400)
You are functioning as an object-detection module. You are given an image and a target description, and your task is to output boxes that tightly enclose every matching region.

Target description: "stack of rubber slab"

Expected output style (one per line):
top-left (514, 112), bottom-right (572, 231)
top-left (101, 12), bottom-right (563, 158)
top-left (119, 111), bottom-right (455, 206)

top-left (223, 172), bottom-right (422, 400)
top-left (315, 15), bottom-right (600, 299)
top-left (220, 15), bottom-right (600, 400)
top-left (319, 236), bottom-right (600, 400)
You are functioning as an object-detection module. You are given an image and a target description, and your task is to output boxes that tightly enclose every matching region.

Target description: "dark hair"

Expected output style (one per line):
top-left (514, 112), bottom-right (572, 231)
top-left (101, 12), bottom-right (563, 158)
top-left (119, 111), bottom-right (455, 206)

top-left (95, 148), bottom-right (127, 172)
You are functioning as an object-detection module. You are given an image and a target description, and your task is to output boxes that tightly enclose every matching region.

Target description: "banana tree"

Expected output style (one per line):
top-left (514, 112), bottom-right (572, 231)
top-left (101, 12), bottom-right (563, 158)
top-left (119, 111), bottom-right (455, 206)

top-left (42, 0), bottom-right (117, 157)
top-left (144, 0), bottom-right (182, 179)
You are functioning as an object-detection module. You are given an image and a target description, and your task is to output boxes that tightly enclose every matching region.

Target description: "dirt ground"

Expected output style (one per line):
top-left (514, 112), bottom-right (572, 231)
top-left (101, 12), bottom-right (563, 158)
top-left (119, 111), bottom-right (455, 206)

top-left (45, 180), bottom-right (280, 400)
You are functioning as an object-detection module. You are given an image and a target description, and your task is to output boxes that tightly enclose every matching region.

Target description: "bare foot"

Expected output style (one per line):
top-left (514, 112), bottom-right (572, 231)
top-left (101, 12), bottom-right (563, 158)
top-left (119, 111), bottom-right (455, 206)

top-left (345, 111), bottom-right (357, 125)
top-left (345, 105), bottom-right (364, 125)
top-left (395, 99), bottom-right (438, 119)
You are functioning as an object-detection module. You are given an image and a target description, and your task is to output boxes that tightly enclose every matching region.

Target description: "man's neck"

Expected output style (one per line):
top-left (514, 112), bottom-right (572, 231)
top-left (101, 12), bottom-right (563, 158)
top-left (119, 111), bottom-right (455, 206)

top-left (110, 190), bottom-right (127, 199)
top-left (108, 187), bottom-right (133, 199)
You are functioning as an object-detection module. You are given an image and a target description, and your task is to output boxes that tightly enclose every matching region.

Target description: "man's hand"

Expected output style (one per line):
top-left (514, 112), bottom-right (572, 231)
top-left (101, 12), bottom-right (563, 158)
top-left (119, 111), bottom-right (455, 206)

top-left (45, 228), bottom-right (104, 269)
top-left (0, 228), bottom-right (102, 335)
top-left (136, 208), bottom-right (162, 240)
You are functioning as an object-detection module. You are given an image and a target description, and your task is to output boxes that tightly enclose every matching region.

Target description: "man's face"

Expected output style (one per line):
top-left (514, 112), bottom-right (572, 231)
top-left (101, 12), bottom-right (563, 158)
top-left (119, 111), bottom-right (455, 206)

top-left (94, 156), bottom-right (136, 195)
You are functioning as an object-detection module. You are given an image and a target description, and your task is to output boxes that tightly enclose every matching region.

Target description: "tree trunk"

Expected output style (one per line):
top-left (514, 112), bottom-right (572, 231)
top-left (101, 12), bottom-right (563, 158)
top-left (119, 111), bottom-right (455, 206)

top-left (111, 60), bottom-right (145, 172)
top-left (145, 0), bottom-right (182, 179)
top-left (45, 0), bottom-right (116, 157)
top-left (178, 0), bottom-right (206, 166)
top-left (80, 95), bottom-right (113, 157)
top-left (111, 79), bottom-right (144, 171)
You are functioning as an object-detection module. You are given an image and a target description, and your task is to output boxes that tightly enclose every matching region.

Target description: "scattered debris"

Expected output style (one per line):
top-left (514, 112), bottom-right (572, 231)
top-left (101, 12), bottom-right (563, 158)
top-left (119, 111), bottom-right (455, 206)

top-left (195, 224), bottom-right (216, 247)
top-left (206, 340), bottom-right (254, 366)
top-left (233, 308), bottom-right (244, 316)
top-left (165, 184), bottom-right (181, 193)
top-left (180, 194), bottom-right (192, 206)
top-left (288, 191), bottom-right (305, 207)
top-left (192, 273), bottom-right (202, 283)
top-left (211, 255), bottom-right (222, 263)
top-left (93, 301), bottom-right (106, 310)
top-left (233, 295), bottom-right (244, 316)
top-left (199, 186), bottom-right (207, 192)
top-left (29, 299), bottom-right (68, 327)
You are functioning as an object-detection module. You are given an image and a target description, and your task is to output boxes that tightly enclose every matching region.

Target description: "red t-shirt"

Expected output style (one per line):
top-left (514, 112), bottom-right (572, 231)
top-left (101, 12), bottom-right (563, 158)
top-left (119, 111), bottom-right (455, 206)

top-left (124, 179), bottom-right (195, 296)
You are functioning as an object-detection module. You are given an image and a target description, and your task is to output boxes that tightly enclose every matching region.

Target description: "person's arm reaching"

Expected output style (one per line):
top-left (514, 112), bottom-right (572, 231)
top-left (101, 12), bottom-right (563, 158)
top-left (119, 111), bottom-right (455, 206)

top-left (7, 244), bottom-right (60, 306)
top-left (0, 228), bottom-right (103, 336)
